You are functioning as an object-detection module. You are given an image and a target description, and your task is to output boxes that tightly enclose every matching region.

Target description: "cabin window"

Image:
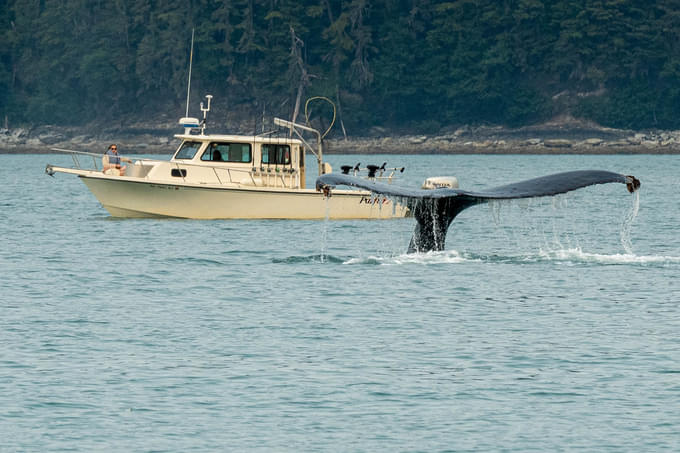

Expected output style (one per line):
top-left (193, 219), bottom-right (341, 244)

top-left (171, 169), bottom-right (187, 177)
top-left (261, 144), bottom-right (291, 165)
top-left (175, 141), bottom-right (202, 159)
top-left (201, 142), bottom-right (252, 163)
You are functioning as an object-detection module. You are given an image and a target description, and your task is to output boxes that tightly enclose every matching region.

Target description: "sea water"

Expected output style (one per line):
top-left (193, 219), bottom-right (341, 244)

top-left (1, 153), bottom-right (679, 451)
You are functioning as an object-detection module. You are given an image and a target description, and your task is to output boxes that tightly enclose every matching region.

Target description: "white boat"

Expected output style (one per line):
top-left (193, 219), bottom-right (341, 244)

top-left (45, 96), bottom-right (409, 220)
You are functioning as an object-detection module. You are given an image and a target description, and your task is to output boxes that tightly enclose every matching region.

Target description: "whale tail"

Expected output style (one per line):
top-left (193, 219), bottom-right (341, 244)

top-left (317, 170), bottom-right (641, 253)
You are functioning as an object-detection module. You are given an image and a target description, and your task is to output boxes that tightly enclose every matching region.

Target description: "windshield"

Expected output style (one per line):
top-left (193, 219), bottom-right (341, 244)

top-left (174, 141), bottom-right (202, 159)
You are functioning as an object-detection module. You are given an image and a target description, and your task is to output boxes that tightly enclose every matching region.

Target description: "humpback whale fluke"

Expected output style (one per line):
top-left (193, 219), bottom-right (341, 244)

top-left (317, 170), bottom-right (641, 253)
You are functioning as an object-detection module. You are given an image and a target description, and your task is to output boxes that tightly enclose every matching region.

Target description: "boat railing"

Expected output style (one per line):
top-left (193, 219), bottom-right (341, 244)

top-left (50, 147), bottom-right (160, 172)
top-left (370, 171), bottom-right (402, 184)
top-left (169, 160), bottom-right (300, 189)
top-left (51, 148), bottom-right (106, 171)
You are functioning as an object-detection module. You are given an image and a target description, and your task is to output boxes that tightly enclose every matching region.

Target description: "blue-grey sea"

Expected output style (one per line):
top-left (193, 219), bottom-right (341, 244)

top-left (2, 152), bottom-right (679, 452)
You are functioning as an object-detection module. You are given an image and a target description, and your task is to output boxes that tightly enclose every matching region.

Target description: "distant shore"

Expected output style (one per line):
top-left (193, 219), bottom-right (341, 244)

top-left (324, 137), bottom-right (680, 155)
top-left (3, 138), bottom-right (678, 155)
top-left (3, 118), bottom-right (680, 155)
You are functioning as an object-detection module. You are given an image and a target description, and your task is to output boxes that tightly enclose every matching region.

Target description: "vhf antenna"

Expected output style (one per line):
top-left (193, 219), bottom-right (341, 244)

top-left (185, 28), bottom-right (195, 118)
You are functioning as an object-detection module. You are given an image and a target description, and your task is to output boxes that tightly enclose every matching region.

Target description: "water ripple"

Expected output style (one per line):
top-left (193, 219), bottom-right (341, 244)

top-left (272, 255), bottom-right (346, 264)
top-left (2, 154), bottom-right (679, 452)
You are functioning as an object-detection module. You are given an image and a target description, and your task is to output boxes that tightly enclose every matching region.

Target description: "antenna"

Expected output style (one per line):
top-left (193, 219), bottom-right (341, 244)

top-left (185, 28), bottom-right (195, 118)
top-left (200, 94), bottom-right (213, 135)
top-left (178, 29), bottom-right (200, 135)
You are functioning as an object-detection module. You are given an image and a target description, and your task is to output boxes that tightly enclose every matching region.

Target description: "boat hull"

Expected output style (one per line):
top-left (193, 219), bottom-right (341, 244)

top-left (79, 175), bottom-right (408, 219)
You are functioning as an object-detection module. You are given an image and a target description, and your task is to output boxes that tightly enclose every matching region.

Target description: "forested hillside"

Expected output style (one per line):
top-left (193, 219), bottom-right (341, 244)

top-left (2, 0), bottom-right (680, 134)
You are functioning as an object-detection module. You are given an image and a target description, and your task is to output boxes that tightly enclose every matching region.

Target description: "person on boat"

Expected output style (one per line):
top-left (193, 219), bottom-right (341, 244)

top-left (102, 144), bottom-right (131, 175)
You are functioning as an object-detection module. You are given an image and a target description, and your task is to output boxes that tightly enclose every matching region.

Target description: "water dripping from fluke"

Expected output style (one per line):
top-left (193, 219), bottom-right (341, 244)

top-left (620, 189), bottom-right (640, 255)
top-left (319, 194), bottom-right (332, 263)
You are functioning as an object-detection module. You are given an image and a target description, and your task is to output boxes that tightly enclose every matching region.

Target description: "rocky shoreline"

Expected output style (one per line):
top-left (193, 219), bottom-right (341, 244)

top-left (3, 118), bottom-right (680, 155)
top-left (325, 133), bottom-right (680, 155)
top-left (325, 119), bottom-right (680, 154)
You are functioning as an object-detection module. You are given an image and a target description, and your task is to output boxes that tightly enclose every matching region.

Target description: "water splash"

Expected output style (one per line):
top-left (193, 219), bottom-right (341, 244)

top-left (340, 247), bottom-right (680, 266)
top-left (620, 190), bottom-right (640, 254)
top-left (343, 249), bottom-right (474, 265)
top-left (538, 247), bottom-right (680, 266)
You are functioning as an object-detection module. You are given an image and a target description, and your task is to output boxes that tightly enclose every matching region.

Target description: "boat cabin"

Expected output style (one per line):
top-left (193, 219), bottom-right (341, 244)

top-left (129, 133), bottom-right (307, 189)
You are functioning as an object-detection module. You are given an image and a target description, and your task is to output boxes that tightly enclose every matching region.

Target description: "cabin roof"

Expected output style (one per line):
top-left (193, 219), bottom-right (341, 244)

top-left (174, 133), bottom-right (303, 145)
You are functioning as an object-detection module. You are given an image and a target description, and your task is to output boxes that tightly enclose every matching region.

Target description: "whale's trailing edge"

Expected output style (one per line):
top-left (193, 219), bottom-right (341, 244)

top-left (316, 170), bottom-right (641, 253)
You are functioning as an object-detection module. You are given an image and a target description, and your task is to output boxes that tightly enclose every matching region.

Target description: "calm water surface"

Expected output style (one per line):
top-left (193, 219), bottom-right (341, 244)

top-left (1, 153), bottom-right (679, 451)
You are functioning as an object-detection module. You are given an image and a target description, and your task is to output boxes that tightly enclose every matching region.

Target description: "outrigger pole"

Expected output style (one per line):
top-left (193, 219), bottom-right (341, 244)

top-left (274, 118), bottom-right (325, 176)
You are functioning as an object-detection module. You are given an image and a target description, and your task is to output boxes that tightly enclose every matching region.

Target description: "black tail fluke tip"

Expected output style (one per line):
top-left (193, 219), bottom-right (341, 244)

top-left (316, 181), bottom-right (333, 197)
top-left (626, 175), bottom-right (641, 193)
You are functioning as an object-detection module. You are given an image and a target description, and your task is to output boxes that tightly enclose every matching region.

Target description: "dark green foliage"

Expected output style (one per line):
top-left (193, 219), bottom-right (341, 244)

top-left (3, 0), bottom-right (680, 131)
top-left (576, 82), bottom-right (680, 129)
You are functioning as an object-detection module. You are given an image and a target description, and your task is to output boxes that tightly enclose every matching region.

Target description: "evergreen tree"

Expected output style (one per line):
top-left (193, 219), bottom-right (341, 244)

top-left (3, 0), bottom-right (680, 131)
